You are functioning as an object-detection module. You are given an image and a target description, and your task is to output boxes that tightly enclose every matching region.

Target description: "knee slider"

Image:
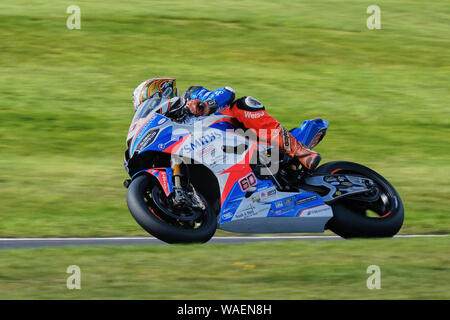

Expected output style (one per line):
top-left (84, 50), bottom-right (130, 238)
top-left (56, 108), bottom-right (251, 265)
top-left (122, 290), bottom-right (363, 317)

top-left (233, 96), bottom-right (265, 111)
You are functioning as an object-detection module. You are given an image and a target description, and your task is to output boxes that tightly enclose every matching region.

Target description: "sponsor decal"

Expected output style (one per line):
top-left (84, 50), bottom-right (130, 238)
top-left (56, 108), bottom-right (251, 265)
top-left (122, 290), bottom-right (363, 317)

top-left (274, 207), bottom-right (293, 215)
top-left (294, 196), bottom-right (318, 205)
top-left (244, 111), bottom-right (265, 119)
top-left (158, 171), bottom-right (170, 195)
top-left (284, 198), bottom-right (293, 206)
top-left (233, 208), bottom-right (256, 220)
top-left (298, 205), bottom-right (332, 217)
top-left (257, 187), bottom-right (276, 200)
top-left (136, 129), bottom-right (159, 152)
top-left (275, 201), bottom-right (283, 208)
top-left (222, 212), bottom-right (234, 220)
top-left (197, 144), bottom-right (216, 158)
top-left (160, 170), bottom-right (175, 195)
top-left (251, 194), bottom-right (261, 203)
top-left (183, 132), bottom-right (222, 152)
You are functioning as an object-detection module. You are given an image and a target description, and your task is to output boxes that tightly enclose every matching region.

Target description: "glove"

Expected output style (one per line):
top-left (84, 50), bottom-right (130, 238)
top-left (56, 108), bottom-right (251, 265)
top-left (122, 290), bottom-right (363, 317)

top-left (186, 99), bottom-right (211, 117)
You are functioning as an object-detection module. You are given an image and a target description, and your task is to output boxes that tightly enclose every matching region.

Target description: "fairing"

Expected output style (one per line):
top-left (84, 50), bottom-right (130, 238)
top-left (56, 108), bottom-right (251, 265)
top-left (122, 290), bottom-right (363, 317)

top-left (125, 99), bottom-right (335, 233)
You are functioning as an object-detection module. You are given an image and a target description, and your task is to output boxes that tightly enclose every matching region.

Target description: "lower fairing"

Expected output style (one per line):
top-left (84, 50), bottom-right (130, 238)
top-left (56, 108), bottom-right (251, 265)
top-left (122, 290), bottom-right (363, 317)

top-left (218, 211), bottom-right (333, 233)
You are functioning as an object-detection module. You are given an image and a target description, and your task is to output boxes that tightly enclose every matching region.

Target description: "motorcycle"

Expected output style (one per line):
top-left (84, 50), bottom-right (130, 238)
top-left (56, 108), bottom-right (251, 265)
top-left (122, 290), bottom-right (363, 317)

top-left (123, 95), bottom-right (404, 243)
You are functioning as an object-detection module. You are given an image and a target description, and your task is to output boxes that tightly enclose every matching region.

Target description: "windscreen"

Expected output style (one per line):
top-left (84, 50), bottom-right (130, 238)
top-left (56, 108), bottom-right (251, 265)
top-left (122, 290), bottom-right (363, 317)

top-left (127, 96), bottom-right (170, 145)
top-left (132, 95), bottom-right (169, 122)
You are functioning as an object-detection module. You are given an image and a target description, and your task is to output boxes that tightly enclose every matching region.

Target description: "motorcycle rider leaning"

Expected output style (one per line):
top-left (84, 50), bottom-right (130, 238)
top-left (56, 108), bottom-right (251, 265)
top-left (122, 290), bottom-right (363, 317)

top-left (132, 78), bottom-right (321, 171)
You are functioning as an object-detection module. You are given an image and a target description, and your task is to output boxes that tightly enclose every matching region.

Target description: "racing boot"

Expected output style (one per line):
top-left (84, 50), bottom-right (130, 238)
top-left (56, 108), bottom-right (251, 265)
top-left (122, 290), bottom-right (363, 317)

top-left (277, 127), bottom-right (322, 171)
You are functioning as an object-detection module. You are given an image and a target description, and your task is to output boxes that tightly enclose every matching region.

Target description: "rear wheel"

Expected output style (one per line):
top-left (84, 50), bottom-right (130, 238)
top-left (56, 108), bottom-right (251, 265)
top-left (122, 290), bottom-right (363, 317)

top-left (315, 161), bottom-right (404, 238)
top-left (127, 175), bottom-right (217, 244)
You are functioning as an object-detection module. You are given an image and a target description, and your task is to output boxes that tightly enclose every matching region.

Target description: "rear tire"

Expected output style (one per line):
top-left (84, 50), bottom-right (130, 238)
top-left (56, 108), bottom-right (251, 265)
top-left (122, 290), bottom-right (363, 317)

top-left (315, 161), bottom-right (404, 238)
top-left (127, 175), bottom-right (217, 244)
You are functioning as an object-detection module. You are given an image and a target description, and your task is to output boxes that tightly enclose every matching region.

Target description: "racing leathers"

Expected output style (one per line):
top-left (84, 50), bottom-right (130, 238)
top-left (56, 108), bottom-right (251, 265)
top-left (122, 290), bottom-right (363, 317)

top-left (183, 86), bottom-right (322, 171)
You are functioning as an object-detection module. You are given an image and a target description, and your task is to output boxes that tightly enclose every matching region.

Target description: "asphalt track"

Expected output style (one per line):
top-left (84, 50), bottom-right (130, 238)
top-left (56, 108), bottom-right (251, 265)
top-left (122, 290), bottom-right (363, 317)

top-left (0, 235), bottom-right (447, 250)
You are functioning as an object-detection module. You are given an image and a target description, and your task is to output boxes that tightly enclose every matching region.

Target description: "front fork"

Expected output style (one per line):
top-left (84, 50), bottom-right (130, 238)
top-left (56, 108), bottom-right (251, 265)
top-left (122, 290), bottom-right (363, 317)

top-left (170, 156), bottom-right (205, 210)
top-left (170, 156), bottom-right (185, 206)
top-left (171, 157), bottom-right (183, 188)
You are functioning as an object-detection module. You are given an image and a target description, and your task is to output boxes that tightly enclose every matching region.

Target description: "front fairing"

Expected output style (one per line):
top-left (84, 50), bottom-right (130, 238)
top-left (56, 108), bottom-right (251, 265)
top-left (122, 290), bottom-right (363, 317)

top-left (128, 113), bottom-right (172, 157)
top-left (127, 96), bottom-right (188, 158)
top-left (127, 96), bottom-right (169, 144)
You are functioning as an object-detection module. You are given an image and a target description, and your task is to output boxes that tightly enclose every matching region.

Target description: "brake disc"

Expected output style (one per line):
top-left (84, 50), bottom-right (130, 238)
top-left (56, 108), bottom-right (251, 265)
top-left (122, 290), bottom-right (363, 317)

top-left (151, 187), bottom-right (202, 222)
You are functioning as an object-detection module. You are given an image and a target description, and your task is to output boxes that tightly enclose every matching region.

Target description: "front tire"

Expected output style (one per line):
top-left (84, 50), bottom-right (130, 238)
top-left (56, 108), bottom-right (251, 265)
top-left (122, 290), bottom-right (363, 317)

top-left (127, 175), bottom-right (217, 244)
top-left (315, 161), bottom-right (404, 238)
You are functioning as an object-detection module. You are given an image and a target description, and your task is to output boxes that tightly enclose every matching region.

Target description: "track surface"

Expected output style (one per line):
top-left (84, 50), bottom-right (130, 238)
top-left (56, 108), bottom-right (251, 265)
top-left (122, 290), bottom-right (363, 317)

top-left (0, 235), bottom-right (447, 250)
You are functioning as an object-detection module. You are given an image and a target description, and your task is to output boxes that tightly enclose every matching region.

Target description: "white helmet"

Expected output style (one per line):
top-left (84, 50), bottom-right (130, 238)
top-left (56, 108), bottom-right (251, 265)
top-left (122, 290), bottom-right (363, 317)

top-left (132, 78), bottom-right (178, 111)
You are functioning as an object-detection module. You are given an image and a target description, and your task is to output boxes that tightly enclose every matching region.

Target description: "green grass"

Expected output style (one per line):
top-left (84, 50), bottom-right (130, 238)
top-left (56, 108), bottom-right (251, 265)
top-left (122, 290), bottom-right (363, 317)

top-left (0, 0), bottom-right (449, 236)
top-left (0, 237), bottom-right (448, 299)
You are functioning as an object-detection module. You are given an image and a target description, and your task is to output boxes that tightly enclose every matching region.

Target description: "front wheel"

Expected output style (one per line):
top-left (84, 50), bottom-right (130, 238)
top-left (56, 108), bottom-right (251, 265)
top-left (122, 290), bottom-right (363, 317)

top-left (127, 175), bottom-right (217, 244)
top-left (315, 161), bottom-right (404, 238)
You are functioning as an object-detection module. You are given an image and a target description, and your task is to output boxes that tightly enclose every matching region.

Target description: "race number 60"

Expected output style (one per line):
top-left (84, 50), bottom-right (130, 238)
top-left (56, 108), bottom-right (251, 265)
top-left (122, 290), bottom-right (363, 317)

top-left (239, 172), bottom-right (257, 192)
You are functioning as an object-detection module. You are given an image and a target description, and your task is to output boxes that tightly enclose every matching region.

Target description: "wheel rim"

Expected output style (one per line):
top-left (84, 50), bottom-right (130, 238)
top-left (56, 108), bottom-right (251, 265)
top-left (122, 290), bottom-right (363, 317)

top-left (332, 169), bottom-right (399, 219)
top-left (143, 184), bottom-right (208, 229)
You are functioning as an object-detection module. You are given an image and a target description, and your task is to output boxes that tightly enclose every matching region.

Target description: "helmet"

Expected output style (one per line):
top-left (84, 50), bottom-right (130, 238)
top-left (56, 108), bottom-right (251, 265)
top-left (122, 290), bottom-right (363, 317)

top-left (132, 78), bottom-right (178, 111)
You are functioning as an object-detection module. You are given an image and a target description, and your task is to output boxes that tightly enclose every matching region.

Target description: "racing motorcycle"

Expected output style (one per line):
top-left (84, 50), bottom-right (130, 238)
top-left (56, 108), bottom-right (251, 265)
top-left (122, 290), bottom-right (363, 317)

top-left (124, 96), bottom-right (404, 243)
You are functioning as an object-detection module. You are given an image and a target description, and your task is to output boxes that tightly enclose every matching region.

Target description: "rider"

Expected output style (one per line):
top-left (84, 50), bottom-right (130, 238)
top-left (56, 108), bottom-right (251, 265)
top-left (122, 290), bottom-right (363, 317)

top-left (132, 78), bottom-right (321, 171)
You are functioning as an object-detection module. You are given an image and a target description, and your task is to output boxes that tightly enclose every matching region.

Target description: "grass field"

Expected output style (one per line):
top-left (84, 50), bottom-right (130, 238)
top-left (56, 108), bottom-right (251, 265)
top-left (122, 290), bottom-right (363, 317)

top-left (0, 237), bottom-right (448, 299)
top-left (0, 0), bottom-right (449, 237)
top-left (0, 0), bottom-right (450, 237)
top-left (0, 0), bottom-right (449, 300)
